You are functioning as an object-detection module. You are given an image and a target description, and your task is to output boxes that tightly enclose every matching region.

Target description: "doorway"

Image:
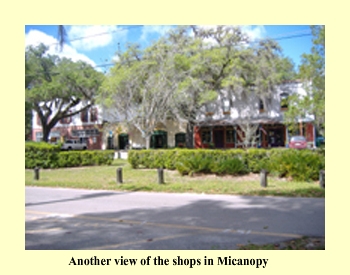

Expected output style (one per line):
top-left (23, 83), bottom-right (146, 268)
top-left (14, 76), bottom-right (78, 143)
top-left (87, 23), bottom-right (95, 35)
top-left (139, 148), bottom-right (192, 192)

top-left (214, 130), bottom-right (224, 148)
top-left (118, 133), bottom-right (129, 150)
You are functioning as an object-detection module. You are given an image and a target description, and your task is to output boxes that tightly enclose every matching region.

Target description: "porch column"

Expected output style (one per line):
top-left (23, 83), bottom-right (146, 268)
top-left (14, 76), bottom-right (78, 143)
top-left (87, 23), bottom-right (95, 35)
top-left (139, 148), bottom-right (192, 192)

top-left (259, 124), bottom-right (262, 148)
top-left (234, 126), bottom-right (237, 148)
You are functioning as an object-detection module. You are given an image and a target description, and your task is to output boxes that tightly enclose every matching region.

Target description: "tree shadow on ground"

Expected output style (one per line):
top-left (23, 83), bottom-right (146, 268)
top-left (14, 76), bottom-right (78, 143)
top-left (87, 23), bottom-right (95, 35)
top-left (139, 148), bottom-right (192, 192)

top-left (26, 195), bottom-right (325, 250)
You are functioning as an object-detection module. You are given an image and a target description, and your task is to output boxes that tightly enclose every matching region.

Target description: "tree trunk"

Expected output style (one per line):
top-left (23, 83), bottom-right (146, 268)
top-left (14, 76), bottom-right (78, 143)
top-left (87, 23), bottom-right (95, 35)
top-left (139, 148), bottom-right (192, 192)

top-left (145, 135), bottom-right (151, 149)
top-left (42, 125), bottom-right (51, 142)
top-left (186, 122), bottom-right (194, 148)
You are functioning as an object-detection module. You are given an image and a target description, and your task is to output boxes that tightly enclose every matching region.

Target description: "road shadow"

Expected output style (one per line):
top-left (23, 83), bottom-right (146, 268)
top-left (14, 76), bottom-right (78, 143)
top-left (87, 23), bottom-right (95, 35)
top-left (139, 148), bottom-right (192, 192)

top-left (25, 196), bottom-right (325, 250)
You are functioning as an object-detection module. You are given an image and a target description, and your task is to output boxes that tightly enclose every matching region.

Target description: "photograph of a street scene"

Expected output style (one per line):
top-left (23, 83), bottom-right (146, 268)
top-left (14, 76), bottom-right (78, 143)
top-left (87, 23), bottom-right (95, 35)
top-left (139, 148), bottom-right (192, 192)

top-left (25, 25), bottom-right (325, 250)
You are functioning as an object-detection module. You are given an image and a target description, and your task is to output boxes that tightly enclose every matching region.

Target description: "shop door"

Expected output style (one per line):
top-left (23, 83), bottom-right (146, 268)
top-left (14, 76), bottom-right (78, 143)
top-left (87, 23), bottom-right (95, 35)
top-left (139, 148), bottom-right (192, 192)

top-left (214, 130), bottom-right (224, 148)
top-left (118, 134), bottom-right (129, 150)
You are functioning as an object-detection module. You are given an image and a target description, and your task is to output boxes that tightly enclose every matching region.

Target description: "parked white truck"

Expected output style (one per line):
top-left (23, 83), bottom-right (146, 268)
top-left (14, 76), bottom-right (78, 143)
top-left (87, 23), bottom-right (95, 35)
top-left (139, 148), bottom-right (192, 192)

top-left (61, 140), bottom-right (87, 150)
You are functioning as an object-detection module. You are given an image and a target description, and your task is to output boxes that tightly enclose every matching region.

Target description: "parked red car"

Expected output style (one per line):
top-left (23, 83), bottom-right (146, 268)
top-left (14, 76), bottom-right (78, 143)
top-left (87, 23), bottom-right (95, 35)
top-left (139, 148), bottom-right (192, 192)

top-left (289, 136), bottom-right (308, 149)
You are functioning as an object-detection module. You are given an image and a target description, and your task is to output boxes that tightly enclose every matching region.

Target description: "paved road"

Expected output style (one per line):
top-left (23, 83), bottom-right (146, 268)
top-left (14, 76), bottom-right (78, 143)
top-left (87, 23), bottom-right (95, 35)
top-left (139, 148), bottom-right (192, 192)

top-left (25, 186), bottom-right (325, 250)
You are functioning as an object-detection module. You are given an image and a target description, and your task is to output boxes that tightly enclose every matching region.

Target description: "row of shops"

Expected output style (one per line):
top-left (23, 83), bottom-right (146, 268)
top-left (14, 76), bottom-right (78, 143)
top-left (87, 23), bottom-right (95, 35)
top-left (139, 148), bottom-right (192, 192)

top-left (107, 121), bottom-right (315, 150)
top-left (194, 122), bottom-right (315, 149)
top-left (32, 120), bottom-right (316, 150)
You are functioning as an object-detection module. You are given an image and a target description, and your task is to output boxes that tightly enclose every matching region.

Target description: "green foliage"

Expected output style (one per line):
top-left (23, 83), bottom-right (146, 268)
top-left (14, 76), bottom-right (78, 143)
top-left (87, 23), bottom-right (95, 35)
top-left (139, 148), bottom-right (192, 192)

top-left (128, 150), bottom-right (141, 169)
top-left (25, 142), bottom-right (61, 169)
top-left (176, 152), bottom-right (213, 176)
top-left (25, 44), bottom-right (104, 142)
top-left (128, 148), bottom-right (324, 181)
top-left (243, 148), bottom-right (270, 173)
top-left (210, 158), bottom-right (248, 176)
top-left (57, 152), bottom-right (81, 168)
top-left (57, 151), bottom-right (114, 168)
top-left (285, 25), bottom-right (325, 136)
top-left (100, 26), bottom-right (295, 148)
top-left (129, 149), bottom-right (246, 176)
top-left (25, 142), bottom-right (114, 169)
top-left (268, 149), bottom-right (324, 181)
top-left (163, 150), bottom-right (179, 170)
top-left (25, 102), bottom-right (32, 140)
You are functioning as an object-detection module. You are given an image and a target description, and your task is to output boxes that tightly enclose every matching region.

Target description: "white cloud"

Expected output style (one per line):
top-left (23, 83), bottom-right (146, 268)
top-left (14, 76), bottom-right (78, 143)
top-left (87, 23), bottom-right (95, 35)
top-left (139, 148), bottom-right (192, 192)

top-left (240, 25), bottom-right (266, 41)
top-left (68, 25), bottom-right (127, 51)
top-left (25, 29), bottom-right (98, 68)
top-left (25, 29), bottom-right (58, 48)
top-left (112, 54), bottom-right (120, 63)
top-left (140, 25), bottom-right (173, 41)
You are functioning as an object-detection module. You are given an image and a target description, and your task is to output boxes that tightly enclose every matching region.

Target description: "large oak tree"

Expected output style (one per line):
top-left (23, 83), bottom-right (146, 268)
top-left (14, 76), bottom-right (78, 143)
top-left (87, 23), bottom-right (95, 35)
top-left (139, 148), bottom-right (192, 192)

top-left (25, 43), bottom-right (104, 142)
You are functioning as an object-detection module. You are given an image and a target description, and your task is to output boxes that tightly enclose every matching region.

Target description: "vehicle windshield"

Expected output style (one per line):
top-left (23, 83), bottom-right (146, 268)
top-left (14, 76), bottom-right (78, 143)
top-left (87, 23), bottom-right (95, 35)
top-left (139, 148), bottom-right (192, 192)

top-left (291, 136), bottom-right (306, 142)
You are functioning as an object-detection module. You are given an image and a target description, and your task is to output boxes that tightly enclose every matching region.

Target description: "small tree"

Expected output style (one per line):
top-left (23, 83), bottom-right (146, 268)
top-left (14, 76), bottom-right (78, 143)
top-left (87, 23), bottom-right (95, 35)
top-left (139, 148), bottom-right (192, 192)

top-left (285, 25), bottom-right (325, 136)
top-left (99, 42), bottom-right (174, 149)
top-left (236, 120), bottom-right (260, 148)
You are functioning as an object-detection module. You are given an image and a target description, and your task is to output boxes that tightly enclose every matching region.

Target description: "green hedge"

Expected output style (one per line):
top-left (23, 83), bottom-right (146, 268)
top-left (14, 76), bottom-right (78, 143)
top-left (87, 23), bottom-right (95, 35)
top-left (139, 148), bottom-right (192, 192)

top-left (56, 151), bottom-right (114, 168)
top-left (25, 142), bottom-right (61, 169)
top-left (25, 142), bottom-right (114, 169)
top-left (128, 148), bottom-right (325, 181)
top-left (268, 149), bottom-right (325, 181)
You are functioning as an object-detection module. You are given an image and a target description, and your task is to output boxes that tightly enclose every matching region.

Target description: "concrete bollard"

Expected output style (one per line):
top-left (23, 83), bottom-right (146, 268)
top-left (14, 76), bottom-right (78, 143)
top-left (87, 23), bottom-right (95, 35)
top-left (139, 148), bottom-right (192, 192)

top-left (158, 168), bottom-right (164, 184)
top-left (319, 170), bottom-right (325, 189)
top-left (260, 169), bottom-right (268, 188)
top-left (116, 167), bottom-right (123, 184)
top-left (34, 167), bottom-right (40, 180)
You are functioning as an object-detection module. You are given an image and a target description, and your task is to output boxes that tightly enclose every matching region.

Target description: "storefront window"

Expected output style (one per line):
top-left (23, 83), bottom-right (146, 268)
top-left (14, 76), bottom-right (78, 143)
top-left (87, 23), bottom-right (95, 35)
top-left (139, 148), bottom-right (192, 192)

top-left (226, 128), bottom-right (235, 143)
top-left (201, 128), bottom-right (211, 143)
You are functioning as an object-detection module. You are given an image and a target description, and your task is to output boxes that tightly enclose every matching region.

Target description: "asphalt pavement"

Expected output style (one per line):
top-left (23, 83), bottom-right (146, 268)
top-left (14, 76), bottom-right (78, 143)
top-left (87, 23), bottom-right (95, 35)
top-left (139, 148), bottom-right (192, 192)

top-left (25, 186), bottom-right (325, 250)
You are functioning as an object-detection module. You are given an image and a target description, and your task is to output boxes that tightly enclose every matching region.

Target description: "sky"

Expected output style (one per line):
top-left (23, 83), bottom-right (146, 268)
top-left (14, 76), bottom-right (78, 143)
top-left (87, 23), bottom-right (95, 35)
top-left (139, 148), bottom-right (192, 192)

top-left (25, 25), bottom-right (315, 73)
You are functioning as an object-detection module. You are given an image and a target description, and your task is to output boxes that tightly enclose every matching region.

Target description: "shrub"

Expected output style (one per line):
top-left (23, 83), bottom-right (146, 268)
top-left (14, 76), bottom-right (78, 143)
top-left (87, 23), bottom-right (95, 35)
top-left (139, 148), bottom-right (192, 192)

top-left (56, 150), bottom-right (114, 167)
top-left (128, 150), bottom-right (141, 169)
top-left (243, 148), bottom-right (270, 173)
top-left (163, 150), bottom-right (178, 170)
top-left (25, 142), bottom-right (114, 168)
top-left (127, 148), bottom-right (325, 181)
top-left (147, 150), bottom-right (167, 169)
top-left (210, 158), bottom-right (249, 175)
top-left (57, 151), bottom-right (81, 167)
top-left (268, 149), bottom-right (325, 181)
top-left (176, 152), bottom-right (212, 176)
top-left (25, 142), bottom-right (61, 169)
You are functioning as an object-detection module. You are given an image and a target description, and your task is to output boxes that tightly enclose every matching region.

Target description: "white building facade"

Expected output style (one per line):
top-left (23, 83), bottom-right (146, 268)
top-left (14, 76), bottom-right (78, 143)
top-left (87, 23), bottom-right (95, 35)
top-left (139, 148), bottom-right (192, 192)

top-left (194, 81), bottom-right (316, 149)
